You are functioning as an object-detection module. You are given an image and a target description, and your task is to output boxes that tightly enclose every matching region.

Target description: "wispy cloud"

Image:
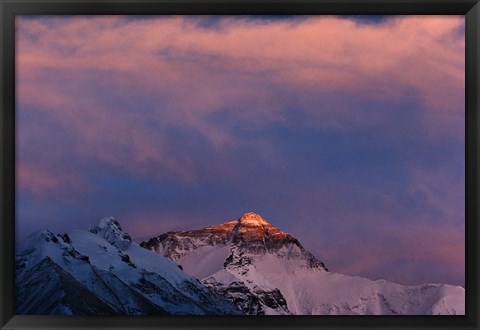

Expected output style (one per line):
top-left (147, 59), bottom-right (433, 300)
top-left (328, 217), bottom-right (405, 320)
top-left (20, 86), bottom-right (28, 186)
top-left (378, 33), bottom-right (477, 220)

top-left (16, 16), bottom-right (465, 286)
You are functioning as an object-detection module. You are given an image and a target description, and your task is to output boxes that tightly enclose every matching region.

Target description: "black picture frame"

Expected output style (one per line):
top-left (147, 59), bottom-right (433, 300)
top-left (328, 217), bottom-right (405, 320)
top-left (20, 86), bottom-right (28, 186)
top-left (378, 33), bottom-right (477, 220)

top-left (1, 1), bottom-right (478, 329)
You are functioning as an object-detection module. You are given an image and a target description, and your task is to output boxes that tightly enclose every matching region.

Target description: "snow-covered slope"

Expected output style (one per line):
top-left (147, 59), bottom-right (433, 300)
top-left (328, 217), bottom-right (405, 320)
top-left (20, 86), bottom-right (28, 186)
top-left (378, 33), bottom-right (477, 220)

top-left (15, 217), bottom-right (242, 315)
top-left (141, 212), bottom-right (465, 315)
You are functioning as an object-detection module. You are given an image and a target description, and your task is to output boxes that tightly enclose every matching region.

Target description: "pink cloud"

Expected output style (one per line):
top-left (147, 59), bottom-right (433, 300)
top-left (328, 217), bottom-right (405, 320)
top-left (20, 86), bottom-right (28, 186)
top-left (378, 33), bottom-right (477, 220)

top-left (17, 164), bottom-right (60, 193)
top-left (16, 15), bottom-right (465, 195)
top-left (17, 163), bottom-right (84, 195)
top-left (15, 17), bottom-right (464, 286)
top-left (17, 15), bottom-right (464, 132)
top-left (307, 221), bottom-right (464, 286)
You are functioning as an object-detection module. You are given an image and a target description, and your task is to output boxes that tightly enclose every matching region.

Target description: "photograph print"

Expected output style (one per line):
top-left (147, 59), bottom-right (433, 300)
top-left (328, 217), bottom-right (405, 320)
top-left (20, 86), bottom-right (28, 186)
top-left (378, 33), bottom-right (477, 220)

top-left (15, 15), bottom-right (465, 315)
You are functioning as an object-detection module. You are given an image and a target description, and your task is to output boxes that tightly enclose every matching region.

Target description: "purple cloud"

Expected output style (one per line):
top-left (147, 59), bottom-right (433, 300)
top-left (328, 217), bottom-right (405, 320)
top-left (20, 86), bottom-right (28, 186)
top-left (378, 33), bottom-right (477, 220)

top-left (16, 16), bottom-right (465, 287)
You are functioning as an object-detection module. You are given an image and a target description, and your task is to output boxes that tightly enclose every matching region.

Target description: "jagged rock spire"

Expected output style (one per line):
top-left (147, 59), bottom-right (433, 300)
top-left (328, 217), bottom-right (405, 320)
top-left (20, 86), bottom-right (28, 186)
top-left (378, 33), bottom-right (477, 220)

top-left (89, 216), bottom-right (132, 250)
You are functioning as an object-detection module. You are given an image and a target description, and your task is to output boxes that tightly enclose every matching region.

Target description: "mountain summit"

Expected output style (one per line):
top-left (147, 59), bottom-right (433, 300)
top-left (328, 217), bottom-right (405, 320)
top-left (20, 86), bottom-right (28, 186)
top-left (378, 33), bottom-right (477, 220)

top-left (141, 212), bottom-right (327, 271)
top-left (238, 212), bottom-right (269, 225)
top-left (142, 212), bottom-right (323, 314)
top-left (89, 216), bottom-right (132, 250)
top-left (141, 212), bottom-right (465, 316)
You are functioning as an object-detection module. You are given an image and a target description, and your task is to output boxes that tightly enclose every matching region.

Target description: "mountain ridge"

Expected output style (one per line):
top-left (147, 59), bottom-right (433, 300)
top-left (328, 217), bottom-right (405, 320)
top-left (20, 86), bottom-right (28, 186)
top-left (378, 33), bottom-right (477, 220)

top-left (141, 212), bottom-right (328, 271)
top-left (141, 212), bottom-right (465, 315)
top-left (15, 217), bottom-right (242, 315)
top-left (15, 213), bottom-right (465, 315)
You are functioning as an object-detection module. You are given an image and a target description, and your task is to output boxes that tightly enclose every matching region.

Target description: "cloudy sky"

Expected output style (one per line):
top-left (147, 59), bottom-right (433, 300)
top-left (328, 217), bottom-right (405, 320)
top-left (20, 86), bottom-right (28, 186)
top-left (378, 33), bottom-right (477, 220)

top-left (16, 16), bottom-right (465, 287)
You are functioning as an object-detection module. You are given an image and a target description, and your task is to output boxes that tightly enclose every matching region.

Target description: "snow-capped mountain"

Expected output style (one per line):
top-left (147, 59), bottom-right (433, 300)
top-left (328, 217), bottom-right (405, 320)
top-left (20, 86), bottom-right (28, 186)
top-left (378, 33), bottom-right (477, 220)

top-left (15, 217), bottom-right (242, 315)
top-left (141, 212), bottom-right (465, 315)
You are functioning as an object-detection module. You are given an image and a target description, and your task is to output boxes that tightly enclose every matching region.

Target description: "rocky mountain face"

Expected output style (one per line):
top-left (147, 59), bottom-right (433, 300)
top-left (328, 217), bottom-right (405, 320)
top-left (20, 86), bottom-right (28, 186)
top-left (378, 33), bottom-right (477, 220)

top-left (141, 212), bottom-right (327, 270)
top-left (141, 212), bottom-right (465, 315)
top-left (140, 212), bottom-right (329, 315)
top-left (16, 213), bottom-right (465, 316)
top-left (15, 217), bottom-right (242, 315)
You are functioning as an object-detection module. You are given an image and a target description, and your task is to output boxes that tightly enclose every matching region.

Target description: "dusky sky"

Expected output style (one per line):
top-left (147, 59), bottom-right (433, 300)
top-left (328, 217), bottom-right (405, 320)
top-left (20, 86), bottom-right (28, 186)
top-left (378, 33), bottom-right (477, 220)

top-left (16, 15), bottom-right (465, 286)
